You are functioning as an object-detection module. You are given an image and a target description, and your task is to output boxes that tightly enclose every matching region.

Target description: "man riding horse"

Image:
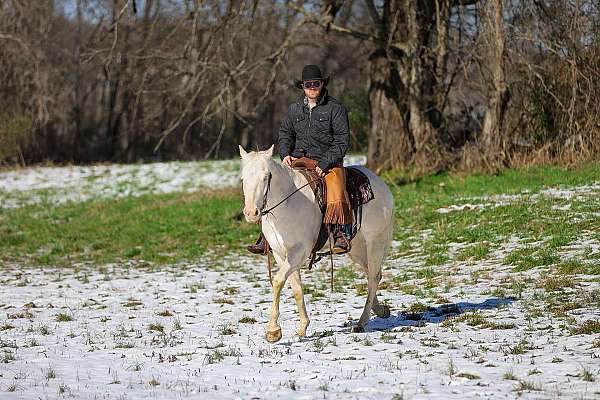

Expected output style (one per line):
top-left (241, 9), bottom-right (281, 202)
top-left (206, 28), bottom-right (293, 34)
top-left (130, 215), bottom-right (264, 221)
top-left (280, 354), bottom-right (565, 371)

top-left (247, 64), bottom-right (353, 255)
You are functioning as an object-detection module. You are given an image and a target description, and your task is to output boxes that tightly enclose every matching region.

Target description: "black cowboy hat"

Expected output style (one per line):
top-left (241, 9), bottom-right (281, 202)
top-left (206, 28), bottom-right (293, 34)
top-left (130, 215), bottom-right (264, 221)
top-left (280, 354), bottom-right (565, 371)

top-left (294, 64), bottom-right (330, 89)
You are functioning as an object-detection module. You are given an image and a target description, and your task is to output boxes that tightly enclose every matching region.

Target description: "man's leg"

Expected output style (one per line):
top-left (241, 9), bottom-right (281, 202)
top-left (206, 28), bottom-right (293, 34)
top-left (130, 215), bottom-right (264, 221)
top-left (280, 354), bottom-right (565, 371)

top-left (323, 166), bottom-right (353, 254)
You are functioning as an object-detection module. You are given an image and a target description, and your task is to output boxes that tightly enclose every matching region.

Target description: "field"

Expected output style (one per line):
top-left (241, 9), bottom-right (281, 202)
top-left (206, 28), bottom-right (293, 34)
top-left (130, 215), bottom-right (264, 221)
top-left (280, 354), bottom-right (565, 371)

top-left (0, 158), bottom-right (599, 399)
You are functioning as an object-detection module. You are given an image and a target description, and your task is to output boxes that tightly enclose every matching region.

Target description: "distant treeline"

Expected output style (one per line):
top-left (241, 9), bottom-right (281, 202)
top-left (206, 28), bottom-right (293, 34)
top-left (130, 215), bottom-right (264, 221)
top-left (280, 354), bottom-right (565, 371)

top-left (1, 1), bottom-right (599, 174)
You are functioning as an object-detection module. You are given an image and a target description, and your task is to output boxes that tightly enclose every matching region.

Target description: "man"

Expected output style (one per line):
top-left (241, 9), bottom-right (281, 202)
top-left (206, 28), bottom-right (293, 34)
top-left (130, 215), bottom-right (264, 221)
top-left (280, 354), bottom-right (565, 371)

top-left (248, 64), bottom-right (353, 255)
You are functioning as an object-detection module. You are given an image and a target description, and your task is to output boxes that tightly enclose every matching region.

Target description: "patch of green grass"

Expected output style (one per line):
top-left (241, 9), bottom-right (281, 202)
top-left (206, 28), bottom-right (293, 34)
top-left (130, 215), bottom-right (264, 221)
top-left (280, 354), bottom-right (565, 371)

top-left (0, 188), bottom-right (257, 266)
top-left (156, 310), bottom-right (173, 317)
top-left (3, 161), bottom-right (600, 269)
top-left (580, 367), bottom-right (595, 382)
top-left (335, 265), bottom-right (359, 284)
top-left (537, 275), bottom-right (575, 292)
top-left (514, 380), bottom-right (541, 392)
top-left (505, 246), bottom-right (560, 271)
top-left (456, 372), bottom-right (480, 380)
top-left (423, 243), bottom-right (449, 266)
top-left (218, 324), bottom-right (237, 335)
top-left (415, 266), bottom-right (439, 279)
top-left (557, 259), bottom-right (587, 274)
top-left (387, 162), bottom-right (600, 241)
top-left (557, 259), bottom-right (599, 275)
top-left (2, 350), bottom-right (15, 363)
top-left (506, 339), bottom-right (528, 355)
top-left (570, 320), bottom-right (600, 335)
top-left (457, 242), bottom-right (491, 261)
top-left (148, 323), bottom-right (164, 333)
top-left (503, 370), bottom-right (518, 380)
top-left (213, 297), bottom-right (234, 305)
top-left (406, 302), bottom-right (428, 313)
top-left (55, 313), bottom-right (72, 322)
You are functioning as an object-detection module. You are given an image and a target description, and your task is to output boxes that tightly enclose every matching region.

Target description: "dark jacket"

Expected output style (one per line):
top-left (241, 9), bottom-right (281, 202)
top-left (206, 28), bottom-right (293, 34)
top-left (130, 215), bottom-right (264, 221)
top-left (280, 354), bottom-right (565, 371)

top-left (278, 89), bottom-right (350, 172)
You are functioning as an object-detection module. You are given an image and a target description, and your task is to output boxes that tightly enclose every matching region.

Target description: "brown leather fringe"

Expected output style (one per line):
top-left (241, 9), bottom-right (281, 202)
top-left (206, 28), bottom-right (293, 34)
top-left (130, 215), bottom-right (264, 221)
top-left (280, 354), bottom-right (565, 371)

top-left (323, 200), bottom-right (353, 224)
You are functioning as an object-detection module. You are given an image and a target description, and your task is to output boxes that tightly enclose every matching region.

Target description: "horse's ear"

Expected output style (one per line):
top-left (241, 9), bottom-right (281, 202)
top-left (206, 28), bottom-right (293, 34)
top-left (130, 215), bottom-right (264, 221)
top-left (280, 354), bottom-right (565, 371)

top-left (238, 145), bottom-right (248, 159)
top-left (263, 144), bottom-right (274, 158)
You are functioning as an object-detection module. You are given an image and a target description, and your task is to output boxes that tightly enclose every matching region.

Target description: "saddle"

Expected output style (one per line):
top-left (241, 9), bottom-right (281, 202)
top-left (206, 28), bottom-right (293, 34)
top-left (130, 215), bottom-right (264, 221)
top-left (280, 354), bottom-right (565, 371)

top-left (291, 158), bottom-right (375, 268)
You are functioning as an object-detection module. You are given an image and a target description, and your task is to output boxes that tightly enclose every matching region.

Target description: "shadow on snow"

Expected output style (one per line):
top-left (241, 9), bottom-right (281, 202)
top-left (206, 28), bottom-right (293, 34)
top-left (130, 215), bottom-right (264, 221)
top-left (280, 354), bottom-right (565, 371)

top-left (364, 297), bottom-right (517, 331)
top-left (300, 297), bottom-right (517, 341)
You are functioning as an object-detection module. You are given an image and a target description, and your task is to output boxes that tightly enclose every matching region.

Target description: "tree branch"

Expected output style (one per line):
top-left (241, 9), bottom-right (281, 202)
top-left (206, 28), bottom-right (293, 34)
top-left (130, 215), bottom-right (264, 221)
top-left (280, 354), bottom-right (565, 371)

top-left (288, 3), bottom-right (408, 53)
top-left (364, 0), bottom-right (383, 33)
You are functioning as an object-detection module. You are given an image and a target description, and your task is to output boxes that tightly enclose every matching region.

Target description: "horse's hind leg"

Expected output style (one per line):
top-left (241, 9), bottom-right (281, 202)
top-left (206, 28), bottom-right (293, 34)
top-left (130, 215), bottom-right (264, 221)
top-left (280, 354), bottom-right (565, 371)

top-left (372, 295), bottom-right (391, 318)
top-left (349, 237), bottom-right (390, 321)
top-left (288, 270), bottom-right (309, 337)
top-left (352, 241), bottom-right (386, 332)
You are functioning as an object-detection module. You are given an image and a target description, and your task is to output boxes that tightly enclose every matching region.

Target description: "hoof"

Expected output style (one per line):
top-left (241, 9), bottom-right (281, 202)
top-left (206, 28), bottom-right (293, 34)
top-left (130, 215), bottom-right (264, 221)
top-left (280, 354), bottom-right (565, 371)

top-left (351, 324), bottom-right (364, 333)
top-left (376, 305), bottom-right (391, 319)
top-left (266, 328), bottom-right (282, 343)
top-left (296, 328), bottom-right (307, 338)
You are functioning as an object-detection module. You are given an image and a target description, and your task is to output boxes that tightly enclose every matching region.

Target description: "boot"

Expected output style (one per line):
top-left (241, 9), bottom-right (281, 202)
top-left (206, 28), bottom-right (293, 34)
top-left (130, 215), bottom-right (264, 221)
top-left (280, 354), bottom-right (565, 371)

top-left (332, 225), bottom-right (351, 255)
top-left (247, 232), bottom-right (267, 255)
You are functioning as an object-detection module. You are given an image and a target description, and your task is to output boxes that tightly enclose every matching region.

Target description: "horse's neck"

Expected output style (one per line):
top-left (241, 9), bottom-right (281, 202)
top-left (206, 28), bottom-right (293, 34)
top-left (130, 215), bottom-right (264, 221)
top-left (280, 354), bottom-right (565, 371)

top-left (266, 160), bottom-right (310, 211)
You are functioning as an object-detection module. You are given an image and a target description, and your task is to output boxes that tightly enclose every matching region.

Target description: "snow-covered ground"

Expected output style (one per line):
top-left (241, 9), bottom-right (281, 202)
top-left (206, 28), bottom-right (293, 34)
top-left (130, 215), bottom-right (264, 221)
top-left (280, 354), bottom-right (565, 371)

top-left (1, 159), bottom-right (600, 399)
top-left (1, 241), bottom-right (599, 399)
top-left (436, 183), bottom-right (600, 214)
top-left (0, 156), bottom-right (367, 209)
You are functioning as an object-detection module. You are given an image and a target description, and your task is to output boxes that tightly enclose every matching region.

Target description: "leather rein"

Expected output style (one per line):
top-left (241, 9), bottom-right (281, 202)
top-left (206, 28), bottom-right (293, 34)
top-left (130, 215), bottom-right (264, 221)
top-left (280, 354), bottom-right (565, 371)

top-left (257, 170), bottom-right (325, 286)
top-left (259, 172), bottom-right (323, 217)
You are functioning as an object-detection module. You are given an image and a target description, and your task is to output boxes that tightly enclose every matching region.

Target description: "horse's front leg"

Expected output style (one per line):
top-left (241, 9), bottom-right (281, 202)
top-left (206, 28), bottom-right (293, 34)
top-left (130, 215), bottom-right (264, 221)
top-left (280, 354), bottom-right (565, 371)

top-left (266, 248), bottom-right (305, 343)
top-left (289, 270), bottom-right (309, 337)
top-left (266, 271), bottom-right (285, 343)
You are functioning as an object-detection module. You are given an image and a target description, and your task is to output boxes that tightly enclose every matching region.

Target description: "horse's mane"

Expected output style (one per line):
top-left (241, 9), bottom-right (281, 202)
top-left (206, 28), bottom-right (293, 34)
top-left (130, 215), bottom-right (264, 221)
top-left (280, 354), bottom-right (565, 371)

top-left (242, 152), bottom-right (298, 183)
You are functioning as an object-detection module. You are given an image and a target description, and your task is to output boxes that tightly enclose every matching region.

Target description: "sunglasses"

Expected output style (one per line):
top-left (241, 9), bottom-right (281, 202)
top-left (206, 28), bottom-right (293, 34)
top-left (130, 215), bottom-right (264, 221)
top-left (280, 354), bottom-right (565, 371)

top-left (302, 80), bottom-right (323, 89)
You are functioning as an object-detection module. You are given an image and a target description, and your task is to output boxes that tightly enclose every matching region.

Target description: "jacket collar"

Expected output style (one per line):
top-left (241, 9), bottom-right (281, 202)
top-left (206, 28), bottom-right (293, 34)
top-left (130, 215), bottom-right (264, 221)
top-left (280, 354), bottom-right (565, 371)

top-left (298, 88), bottom-right (328, 109)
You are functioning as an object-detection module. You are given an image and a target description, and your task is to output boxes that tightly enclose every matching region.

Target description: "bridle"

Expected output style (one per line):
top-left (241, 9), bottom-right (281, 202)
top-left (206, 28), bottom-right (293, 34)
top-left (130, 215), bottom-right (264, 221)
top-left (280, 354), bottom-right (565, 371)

top-left (252, 167), bottom-right (328, 289)
top-left (258, 171), bottom-right (323, 217)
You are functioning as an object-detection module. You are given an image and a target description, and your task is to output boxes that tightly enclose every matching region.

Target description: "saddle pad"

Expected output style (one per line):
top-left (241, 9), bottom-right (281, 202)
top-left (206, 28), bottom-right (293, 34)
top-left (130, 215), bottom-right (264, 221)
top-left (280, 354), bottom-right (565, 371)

top-left (345, 167), bottom-right (375, 210)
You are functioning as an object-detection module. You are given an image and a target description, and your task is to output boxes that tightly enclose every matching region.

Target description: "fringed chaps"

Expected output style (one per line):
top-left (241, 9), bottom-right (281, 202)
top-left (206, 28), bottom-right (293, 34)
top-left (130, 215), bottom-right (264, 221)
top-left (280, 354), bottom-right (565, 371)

top-left (323, 166), bottom-right (353, 225)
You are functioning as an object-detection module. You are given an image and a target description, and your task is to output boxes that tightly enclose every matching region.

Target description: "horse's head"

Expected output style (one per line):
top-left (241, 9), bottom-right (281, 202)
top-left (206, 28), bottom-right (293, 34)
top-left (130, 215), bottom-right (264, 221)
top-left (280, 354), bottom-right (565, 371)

top-left (239, 144), bottom-right (274, 223)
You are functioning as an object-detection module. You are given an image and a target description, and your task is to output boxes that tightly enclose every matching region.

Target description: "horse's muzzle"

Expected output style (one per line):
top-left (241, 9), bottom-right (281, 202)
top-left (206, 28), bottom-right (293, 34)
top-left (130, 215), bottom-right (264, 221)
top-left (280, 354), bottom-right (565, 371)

top-left (243, 207), bottom-right (261, 223)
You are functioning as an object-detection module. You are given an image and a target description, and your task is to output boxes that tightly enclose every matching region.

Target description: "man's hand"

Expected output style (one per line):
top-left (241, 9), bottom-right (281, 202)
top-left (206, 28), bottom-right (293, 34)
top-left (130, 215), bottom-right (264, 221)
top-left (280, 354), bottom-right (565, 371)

top-left (282, 155), bottom-right (293, 168)
top-left (315, 166), bottom-right (326, 177)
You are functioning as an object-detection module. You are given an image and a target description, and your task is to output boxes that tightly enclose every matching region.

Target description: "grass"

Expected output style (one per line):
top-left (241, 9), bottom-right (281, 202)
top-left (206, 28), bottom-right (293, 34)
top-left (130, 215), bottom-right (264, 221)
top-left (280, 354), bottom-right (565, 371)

top-left (239, 316), bottom-right (257, 324)
top-left (0, 188), bottom-right (258, 266)
top-left (570, 320), bottom-right (600, 335)
top-left (55, 313), bottom-right (73, 322)
top-left (0, 162), bottom-right (598, 267)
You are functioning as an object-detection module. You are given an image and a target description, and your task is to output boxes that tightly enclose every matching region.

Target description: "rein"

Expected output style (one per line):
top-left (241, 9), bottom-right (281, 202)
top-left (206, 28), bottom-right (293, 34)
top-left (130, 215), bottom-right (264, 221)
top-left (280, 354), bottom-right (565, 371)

top-left (259, 169), bottom-right (324, 287)
top-left (259, 173), bottom-right (323, 217)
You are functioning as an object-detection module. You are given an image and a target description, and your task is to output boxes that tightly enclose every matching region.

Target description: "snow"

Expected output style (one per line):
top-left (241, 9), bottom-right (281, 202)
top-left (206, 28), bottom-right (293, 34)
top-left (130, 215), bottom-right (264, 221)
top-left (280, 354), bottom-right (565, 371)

top-left (1, 246), bottom-right (599, 399)
top-left (436, 183), bottom-right (600, 214)
top-left (0, 156), bottom-right (366, 209)
top-left (1, 157), bottom-right (600, 399)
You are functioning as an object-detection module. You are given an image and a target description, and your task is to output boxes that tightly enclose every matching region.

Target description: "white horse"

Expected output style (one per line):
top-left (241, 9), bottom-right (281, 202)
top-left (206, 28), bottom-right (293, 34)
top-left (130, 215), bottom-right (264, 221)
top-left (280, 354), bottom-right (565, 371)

top-left (239, 145), bottom-right (394, 342)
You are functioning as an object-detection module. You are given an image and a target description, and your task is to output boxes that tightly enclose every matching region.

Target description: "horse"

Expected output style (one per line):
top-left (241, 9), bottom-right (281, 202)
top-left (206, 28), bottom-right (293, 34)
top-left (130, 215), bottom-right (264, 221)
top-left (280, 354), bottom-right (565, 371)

top-left (239, 145), bottom-right (394, 342)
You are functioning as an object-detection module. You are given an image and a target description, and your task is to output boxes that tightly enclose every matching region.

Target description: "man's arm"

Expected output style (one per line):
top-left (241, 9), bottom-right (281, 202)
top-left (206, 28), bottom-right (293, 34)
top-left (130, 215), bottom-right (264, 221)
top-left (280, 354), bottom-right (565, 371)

top-left (278, 105), bottom-right (296, 160)
top-left (317, 104), bottom-right (349, 172)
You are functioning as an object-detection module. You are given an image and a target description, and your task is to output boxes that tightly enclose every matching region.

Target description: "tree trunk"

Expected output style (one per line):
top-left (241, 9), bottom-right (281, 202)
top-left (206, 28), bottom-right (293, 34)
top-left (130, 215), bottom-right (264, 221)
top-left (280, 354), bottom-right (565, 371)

top-left (73, 0), bottom-right (83, 160)
top-left (479, 0), bottom-right (509, 164)
top-left (366, 49), bottom-right (414, 171)
top-left (365, 0), bottom-right (454, 173)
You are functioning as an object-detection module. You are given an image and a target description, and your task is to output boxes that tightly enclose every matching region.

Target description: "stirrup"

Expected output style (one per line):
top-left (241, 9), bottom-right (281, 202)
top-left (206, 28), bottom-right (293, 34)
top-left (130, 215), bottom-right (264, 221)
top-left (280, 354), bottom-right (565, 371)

top-left (332, 232), bottom-right (351, 255)
top-left (247, 233), bottom-right (267, 255)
